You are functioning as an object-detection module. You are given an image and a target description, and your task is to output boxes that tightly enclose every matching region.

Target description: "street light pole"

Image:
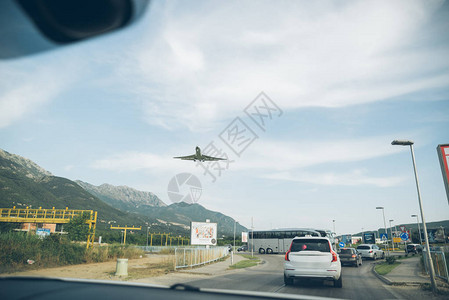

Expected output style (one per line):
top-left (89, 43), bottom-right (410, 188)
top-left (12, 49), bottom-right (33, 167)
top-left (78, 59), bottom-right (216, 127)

top-left (411, 214), bottom-right (423, 245)
top-left (146, 226), bottom-right (150, 247)
top-left (251, 217), bottom-right (254, 258)
top-left (389, 219), bottom-right (395, 250)
top-left (376, 207), bottom-right (390, 256)
top-left (233, 220), bottom-right (237, 252)
top-left (333, 220), bottom-right (337, 250)
top-left (394, 224), bottom-right (399, 249)
top-left (392, 139), bottom-right (437, 293)
top-left (361, 227), bottom-right (364, 244)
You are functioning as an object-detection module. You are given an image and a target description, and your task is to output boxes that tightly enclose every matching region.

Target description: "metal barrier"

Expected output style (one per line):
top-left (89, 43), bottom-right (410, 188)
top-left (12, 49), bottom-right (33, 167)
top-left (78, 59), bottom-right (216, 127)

top-left (137, 246), bottom-right (197, 253)
top-left (423, 249), bottom-right (449, 283)
top-left (174, 247), bottom-right (229, 269)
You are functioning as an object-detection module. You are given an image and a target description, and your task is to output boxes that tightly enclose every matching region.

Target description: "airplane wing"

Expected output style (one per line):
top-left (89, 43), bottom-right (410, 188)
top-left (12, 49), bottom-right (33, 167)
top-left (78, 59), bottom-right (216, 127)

top-left (173, 155), bottom-right (197, 160)
top-left (201, 155), bottom-right (227, 161)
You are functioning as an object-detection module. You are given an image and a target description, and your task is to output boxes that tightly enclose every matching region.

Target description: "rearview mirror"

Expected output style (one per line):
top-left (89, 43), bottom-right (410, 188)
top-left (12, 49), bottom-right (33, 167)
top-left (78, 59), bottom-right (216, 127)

top-left (0, 0), bottom-right (150, 59)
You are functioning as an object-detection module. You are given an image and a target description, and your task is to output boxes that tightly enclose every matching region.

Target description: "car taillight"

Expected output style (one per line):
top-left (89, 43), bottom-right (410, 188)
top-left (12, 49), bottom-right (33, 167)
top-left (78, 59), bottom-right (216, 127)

top-left (369, 250), bottom-right (373, 253)
top-left (285, 244), bottom-right (292, 261)
top-left (285, 250), bottom-right (291, 261)
top-left (330, 241), bottom-right (337, 262)
top-left (331, 251), bottom-right (338, 262)
top-left (351, 254), bottom-right (357, 258)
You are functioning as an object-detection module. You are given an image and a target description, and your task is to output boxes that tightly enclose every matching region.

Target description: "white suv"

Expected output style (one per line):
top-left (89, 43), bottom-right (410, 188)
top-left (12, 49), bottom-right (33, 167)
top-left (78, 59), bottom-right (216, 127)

top-left (284, 236), bottom-right (342, 288)
top-left (356, 244), bottom-right (385, 260)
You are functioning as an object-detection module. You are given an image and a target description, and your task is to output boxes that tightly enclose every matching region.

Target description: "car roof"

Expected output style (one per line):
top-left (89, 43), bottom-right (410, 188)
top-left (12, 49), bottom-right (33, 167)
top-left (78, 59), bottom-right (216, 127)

top-left (292, 236), bottom-right (330, 241)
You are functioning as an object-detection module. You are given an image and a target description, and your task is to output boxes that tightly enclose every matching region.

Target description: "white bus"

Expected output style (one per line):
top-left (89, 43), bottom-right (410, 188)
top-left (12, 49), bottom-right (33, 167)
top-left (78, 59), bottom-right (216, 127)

top-left (248, 228), bottom-right (334, 254)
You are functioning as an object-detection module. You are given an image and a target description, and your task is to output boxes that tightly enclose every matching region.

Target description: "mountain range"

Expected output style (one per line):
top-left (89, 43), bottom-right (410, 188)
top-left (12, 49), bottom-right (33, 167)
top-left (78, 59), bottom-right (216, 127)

top-left (0, 148), bottom-right (247, 235)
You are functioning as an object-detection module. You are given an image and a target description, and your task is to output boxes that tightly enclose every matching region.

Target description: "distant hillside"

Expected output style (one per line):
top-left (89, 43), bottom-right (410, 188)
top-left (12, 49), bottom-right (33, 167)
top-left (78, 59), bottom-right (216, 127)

top-left (139, 202), bottom-right (248, 236)
top-left (0, 149), bottom-right (51, 179)
top-left (0, 149), bottom-right (247, 236)
top-left (76, 181), bottom-right (247, 236)
top-left (76, 181), bottom-right (166, 211)
top-left (0, 149), bottom-right (148, 229)
top-left (351, 220), bottom-right (449, 236)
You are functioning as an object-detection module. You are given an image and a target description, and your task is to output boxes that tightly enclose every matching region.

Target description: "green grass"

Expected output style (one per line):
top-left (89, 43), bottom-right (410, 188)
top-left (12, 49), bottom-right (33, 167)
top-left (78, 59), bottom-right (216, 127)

top-left (375, 262), bottom-right (401, 275)
top-left (229, 259), bottom-right (259, 269)
top-left (229, 254), bottom-right (260, 269)
top-left (238, 254), bottom-right (259, 260)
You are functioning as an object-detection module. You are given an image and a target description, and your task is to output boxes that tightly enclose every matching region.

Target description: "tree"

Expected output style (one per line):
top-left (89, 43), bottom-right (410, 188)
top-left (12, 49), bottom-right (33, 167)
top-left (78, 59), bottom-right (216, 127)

top-left (65, 213), bottom-right (90, 242)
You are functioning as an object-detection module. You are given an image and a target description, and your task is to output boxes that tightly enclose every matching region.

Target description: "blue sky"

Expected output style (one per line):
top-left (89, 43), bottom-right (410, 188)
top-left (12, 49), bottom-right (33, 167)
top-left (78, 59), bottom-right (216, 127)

top-left (1, 0), bottom-right (448, 235)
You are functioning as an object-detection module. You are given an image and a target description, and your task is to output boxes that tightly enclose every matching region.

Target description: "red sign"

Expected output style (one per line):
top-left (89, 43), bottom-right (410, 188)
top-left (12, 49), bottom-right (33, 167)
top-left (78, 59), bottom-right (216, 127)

top-left (437, 144), bottom-right (449, 204)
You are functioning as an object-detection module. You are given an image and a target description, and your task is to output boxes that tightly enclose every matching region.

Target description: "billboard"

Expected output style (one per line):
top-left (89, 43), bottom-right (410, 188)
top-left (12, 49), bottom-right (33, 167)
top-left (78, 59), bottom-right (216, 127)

top-left (437, 144), bottom-right (449, 204)
top-left (341, 234), bottom-right (352, 244)
top-left (363, 232), bottom-right (376, 244)
top-left (190, 222), bottom-right (217, 245)
top-left (36, 228), bottom-right (50, 238)
top-left (242, 232), bottom-right (248, 243)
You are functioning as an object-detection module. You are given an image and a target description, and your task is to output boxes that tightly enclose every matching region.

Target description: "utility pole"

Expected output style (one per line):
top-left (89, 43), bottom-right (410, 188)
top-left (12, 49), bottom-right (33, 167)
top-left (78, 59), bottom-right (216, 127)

top-left (251, 217), bottom-right (254, 257)
top-left (333, 220), bottom-right (337, 250)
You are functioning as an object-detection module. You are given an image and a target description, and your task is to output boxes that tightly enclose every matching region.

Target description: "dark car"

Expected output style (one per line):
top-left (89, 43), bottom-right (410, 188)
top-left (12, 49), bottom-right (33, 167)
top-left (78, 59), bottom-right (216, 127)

top-left (237, 245), bottom-right (248, 252)
top-left (339, 248), bottom-right (362, 267)
top-left (406, 244), bottom-right (423, 254)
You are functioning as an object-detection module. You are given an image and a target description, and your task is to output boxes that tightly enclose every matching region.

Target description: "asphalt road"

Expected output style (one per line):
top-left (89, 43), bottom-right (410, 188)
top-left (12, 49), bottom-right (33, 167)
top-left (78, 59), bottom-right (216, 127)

top-left (185, 254), bottom-right (424, 299)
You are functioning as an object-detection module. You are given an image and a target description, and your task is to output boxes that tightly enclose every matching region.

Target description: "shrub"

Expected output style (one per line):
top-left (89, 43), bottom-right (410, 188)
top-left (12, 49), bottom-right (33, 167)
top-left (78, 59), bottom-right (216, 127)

top-left (386, 256), bottom-right (397, 264)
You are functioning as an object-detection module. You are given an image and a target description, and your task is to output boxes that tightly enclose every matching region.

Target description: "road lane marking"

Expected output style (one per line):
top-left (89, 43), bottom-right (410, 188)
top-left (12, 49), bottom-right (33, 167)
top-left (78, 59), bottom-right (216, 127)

top-left (273, 284), bottom-right (285, 293)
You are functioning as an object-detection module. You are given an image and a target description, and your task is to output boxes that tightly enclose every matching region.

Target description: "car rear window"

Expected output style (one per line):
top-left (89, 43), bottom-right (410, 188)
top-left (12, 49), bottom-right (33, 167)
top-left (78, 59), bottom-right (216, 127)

top-left (291, 239), bottom-right (330, 252)
top-left (340, 249), bottom-right (353, 254)
top-left (357, 245), bottom-right (370, 250)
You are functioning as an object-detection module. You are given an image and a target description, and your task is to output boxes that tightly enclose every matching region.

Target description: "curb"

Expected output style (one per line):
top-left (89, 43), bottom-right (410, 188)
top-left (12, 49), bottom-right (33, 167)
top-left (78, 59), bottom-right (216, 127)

top-left (371, 263), bottom-right (428, 286)
top-left (371, 263), bottom-right (393, 285)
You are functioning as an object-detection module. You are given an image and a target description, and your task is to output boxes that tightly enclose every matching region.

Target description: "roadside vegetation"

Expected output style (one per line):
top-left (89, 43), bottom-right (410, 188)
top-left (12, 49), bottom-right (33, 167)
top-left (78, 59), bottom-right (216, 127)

top-left (0, 232), bottom-right (144, 273)
top-left (229, 254), bottom-right (260, 269)
top-left (374, 261), bottom-right (401, 275)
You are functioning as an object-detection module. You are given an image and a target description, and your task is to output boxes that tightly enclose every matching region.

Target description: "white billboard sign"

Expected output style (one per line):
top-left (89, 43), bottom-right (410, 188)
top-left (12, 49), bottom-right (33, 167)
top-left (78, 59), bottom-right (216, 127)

top-left (191, 221), bottom-right (217, 245)
top-left (242, 232), bottom-right (248, 243)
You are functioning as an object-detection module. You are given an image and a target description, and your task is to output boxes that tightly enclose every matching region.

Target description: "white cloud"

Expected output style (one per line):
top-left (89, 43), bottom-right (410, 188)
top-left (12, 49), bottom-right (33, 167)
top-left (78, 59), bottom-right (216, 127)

top-left (118, 0), bottom-right (448, 131)
top-left (264, 170), bottom-right (406, 187)
top-left (0, 55), bottom-right (84, 129)
top-left (91, 151), bottom-right (183, 173)
top-left (233, 135), bottom-right (405, 171)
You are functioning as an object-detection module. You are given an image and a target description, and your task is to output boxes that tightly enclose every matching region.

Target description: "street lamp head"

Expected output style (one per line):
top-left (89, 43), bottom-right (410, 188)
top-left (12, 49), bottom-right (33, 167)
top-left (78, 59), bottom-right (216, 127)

top-left (411, 214), bottom-right (417, 217)
top-left (391, 140), bottom-right (414, 146)
top-left (389, 219), bottom-right (394, 222)
top-left (376, 207), bottom-right (384, 210)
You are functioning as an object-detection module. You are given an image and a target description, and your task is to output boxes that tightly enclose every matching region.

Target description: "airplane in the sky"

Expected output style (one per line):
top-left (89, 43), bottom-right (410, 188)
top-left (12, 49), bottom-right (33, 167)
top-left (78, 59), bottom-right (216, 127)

top-left (174, 146), bottom-right (226, 162)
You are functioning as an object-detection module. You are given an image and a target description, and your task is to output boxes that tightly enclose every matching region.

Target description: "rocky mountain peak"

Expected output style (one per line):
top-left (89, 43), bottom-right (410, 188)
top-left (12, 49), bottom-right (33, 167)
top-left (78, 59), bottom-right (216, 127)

top-left (0, 149), bottom-right (52, 180)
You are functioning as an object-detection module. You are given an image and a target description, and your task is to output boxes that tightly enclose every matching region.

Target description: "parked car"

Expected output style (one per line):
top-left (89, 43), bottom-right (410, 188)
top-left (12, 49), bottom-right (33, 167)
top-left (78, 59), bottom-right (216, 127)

top-left (405, 244), bottom-right (423, 254)
top-left (237, 245), bottom-right (248, 252)
top-left (356, 244), bottom-right (385, 260)
top-left (284, 236), bottom-right (342, 288)
top-left (339, 248), bottom-right (362, 267)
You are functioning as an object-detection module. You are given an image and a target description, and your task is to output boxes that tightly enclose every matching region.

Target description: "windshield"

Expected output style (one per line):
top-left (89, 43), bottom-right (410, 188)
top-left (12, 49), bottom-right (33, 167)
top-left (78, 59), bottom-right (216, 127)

top-left (357, 246), bottom-right (370, 250)
top-left (1, 1), bottom-right (448, 300)
top-left (340, 249), bottom-right (354, 254)
top-left (291, 239), bottom-right (331, 252)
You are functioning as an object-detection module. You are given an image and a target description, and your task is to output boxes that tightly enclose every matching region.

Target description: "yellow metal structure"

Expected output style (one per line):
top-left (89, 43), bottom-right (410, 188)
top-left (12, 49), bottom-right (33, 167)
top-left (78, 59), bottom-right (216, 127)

top-left (0, 206), bottom-right (97, 249)
top-left (110, 225), bottom-right (141, 245)
top-left (148, 232), bottom-right (170, 246)
top-left (148, 232), bottom-right (189, 246)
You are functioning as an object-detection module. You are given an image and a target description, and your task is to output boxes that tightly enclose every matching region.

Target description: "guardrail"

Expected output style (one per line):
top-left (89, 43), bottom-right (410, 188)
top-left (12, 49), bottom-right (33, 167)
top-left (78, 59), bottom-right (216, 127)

top-left (174, 246), bottom-right (229, 269)
top-left (423, 249), bottom-right (449, 283)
